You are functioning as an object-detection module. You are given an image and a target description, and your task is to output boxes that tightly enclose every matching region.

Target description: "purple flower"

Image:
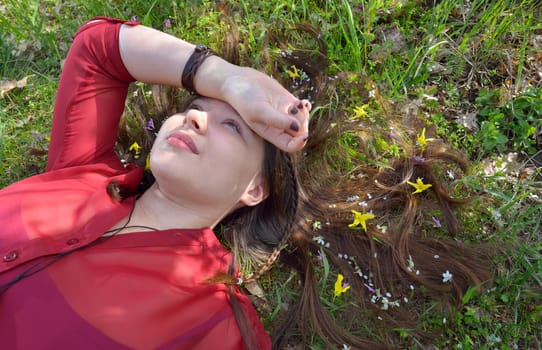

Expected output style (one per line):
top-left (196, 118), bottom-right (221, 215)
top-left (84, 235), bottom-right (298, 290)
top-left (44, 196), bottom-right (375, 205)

top-left (412, 155), bottom-right (426, 164)
top-left (145, 118), bottom-right (155, 131)
top-left (131, 15), bottom-right (138, 22)
top-left (163, 18), bottom-right (171, 29)
top-left (432, 216), bottom-right (442, 228)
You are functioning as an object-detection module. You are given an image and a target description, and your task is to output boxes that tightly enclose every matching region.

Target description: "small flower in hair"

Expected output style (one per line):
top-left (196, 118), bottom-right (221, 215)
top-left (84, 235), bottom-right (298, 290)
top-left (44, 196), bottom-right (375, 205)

top-left (129, 141), bottom-right (142, 156)
top-left (348, 210), bottom-right (375, 232)
top-left (145, 118), bottom-right (155, 131)
top-left (412, 155), bottom-right (426, 164)
top-left (407, 177), bottom-right (432, 194)
top-left (312, 220), bottom-right (322, 231)
top-left (346, 195), bottom-right (360, 202)
top-left (286, 65), bottom-right (301, 79)
top-left (351, 104), bottom-right (369, 120)
top-left (313, 235), bottom-right (330, 248)
top-left (416, 128), bottom-right (434, 148)
top-left (145, 154), bottom-right (151, 171)
top-left (442, 270), bottom-right (453, 283)
top-left (334, 273), bottom-right (350, 297)
top-left (364, 283), bottom-right (375, 294)
top-left (407, 255), bottom-right (415, 272)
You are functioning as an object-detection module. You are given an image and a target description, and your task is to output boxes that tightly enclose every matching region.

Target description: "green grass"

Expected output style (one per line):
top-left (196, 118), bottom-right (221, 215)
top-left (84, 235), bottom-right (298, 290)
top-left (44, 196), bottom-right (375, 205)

top-left (1, 0), bottom-right (541, 348)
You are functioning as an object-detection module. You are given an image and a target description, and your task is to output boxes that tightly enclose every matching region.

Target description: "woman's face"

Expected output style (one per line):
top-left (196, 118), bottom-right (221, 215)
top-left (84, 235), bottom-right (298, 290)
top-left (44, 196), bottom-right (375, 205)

top-left (149, 97), bottom-right (267, 211)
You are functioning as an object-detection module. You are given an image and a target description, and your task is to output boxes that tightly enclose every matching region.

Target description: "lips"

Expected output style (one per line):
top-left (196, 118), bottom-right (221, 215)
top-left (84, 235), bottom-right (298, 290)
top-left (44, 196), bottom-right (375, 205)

top-left (166, 130), bottom-right (199, 154)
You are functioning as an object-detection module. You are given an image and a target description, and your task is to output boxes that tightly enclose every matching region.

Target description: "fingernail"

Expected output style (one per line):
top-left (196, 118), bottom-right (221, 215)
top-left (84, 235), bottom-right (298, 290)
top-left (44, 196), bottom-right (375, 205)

top-left (290, 121), bottom-right (300, 132)
top-left (290, 107), bottom-right (298, 114)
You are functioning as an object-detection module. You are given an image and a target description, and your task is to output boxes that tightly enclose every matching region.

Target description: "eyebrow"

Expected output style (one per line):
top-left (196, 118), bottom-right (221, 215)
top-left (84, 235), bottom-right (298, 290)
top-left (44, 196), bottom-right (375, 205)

top-left (194, 98), bottom-right (256, 144)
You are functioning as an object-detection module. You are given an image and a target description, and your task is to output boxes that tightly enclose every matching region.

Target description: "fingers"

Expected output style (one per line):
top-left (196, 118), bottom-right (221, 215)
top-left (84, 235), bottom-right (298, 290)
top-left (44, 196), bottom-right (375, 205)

top-left (287, 99), bottom-right (311, 118)
top-left (301, 99), bottom-right (312, 112)
top-left (259, 101), bottom-right (309, 135)
top-left (275, 131), bottom-right (309, 153)
top-left (286, 132), bottom-right (309, 152)
top-left (256, 99), bottom-right (310, 152)
top-left (250, 119), bottom-right (308, 152)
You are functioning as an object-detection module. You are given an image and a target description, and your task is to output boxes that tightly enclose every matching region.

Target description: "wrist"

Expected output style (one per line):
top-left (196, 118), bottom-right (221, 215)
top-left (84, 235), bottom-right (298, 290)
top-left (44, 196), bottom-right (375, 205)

top-left (181, 45), bottom-right (215, 94)
top-left (192, 55), bottom-right (243, 100)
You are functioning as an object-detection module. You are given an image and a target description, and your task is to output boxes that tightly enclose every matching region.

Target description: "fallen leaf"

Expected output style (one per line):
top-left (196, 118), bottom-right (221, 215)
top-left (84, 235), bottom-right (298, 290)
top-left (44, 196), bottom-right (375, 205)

top-left (0, 76), bottom-right (29, 97)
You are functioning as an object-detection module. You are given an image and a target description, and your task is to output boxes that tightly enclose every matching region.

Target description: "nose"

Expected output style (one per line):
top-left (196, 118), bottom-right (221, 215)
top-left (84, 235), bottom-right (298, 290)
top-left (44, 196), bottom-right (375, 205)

top-left (185, 109), bottom-right (207, 134)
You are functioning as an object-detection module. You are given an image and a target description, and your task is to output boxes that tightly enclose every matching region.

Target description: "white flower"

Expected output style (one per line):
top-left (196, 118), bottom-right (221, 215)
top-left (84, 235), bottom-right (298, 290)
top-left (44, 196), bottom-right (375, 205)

top-left (346, 195), bottom-right (360, 202)
top-left (314, 236), bottom-right (330, 247)
top-left (442, 270), bottom-right (453, 283)
top-left (407, 255), bottom-right (415, 272)
top-left (342, 345), bottom-right (351, 350)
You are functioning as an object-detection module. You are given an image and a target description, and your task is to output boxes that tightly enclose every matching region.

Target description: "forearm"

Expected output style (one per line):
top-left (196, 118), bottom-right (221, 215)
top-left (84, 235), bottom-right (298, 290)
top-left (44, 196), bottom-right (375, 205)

top-left (118, 21), bottom-right (309, 152)
top-left (118, 24), bottom-right (239, 99)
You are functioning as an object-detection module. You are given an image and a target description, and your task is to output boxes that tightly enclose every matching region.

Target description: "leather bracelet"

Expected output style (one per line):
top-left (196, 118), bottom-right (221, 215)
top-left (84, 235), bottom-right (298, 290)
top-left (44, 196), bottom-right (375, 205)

top-left (181, 44), bottom-right (215, 94)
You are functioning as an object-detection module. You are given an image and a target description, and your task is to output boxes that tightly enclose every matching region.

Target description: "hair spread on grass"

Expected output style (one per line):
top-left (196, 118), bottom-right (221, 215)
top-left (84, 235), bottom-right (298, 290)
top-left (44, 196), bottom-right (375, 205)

top-left (112, 11), bottom-right (494, 350)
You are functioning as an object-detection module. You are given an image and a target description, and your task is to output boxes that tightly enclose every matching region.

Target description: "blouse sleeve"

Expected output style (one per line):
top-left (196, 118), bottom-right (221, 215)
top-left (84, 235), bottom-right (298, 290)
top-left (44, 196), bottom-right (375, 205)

top-left (46, 17), bottom-right (139, 172)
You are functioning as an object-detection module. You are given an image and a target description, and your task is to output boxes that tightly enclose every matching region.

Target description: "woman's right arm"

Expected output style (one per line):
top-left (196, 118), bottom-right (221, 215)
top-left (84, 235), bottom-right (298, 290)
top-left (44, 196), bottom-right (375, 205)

top-left (118, 24), bottom-right (309, 152)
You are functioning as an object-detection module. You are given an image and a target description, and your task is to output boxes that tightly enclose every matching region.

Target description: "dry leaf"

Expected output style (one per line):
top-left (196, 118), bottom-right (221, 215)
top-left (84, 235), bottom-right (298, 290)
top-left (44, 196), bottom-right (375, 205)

top-left (0, 76), bottom-right (29, 97)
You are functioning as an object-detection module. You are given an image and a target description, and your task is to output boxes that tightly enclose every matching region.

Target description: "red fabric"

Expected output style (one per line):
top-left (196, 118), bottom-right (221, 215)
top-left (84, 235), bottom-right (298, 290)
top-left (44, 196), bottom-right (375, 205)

top-left (0, 17), bottom-right (271, 350)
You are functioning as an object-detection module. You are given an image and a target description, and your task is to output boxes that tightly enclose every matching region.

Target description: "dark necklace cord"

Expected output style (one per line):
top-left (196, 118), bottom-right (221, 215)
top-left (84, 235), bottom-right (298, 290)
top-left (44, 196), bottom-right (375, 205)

top-left (0, 203), bottom-right (158, 295)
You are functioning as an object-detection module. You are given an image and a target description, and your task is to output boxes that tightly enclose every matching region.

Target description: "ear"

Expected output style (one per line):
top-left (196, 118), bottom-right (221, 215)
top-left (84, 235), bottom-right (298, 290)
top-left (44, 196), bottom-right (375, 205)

top-left (239, 173), bottom-right (269, 207)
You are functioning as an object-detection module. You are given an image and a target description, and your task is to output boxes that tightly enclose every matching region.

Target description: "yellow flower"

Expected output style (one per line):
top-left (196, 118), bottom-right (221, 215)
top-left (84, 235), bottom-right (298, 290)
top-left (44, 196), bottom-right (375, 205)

top-left (407, 177), bottom-right (432, 194)
top-left (129, 141), bottom-right (142, 155)
top-left (416, 128), bottom-right (434, 148)
top-left (351, 104), bottom-right (370, 120)
top-left (286, 65), bottom-right (300, 79)
top-left (348, 210), bottom-right (375, 232)
top-left (145, 154), bottom-right (151, 171)
top-left (334, 273), bottom-right (351, 297)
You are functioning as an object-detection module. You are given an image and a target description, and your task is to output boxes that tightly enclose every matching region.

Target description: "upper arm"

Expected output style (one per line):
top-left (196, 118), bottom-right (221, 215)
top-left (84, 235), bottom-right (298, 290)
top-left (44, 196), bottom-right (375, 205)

top-left (46, 18), bottom-right (138, 171)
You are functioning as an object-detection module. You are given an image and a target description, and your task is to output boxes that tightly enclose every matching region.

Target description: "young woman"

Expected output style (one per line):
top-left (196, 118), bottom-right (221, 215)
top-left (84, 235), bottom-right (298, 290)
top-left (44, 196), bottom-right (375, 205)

top-left (0, 16), bottom-right (491, 350)
top-left (0, 16), bottom-right (308, 349)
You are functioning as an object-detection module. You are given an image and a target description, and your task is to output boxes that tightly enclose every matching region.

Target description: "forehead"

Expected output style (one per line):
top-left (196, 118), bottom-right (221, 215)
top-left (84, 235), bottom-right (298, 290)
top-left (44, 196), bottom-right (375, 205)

top-left (193, 97), bottom-right (238, 116)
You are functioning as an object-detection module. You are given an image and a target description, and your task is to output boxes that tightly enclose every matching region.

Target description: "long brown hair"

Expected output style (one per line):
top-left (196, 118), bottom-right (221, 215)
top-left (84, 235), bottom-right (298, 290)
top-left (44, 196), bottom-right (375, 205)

top-left (114, 17), bottom-right (493, 350)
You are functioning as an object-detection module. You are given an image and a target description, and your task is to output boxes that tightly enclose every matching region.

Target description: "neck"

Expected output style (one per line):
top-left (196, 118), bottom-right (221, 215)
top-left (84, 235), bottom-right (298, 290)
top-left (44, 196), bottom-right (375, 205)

top-left (109, 182), bottom-right (231, 235)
